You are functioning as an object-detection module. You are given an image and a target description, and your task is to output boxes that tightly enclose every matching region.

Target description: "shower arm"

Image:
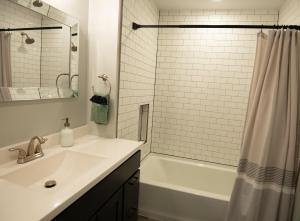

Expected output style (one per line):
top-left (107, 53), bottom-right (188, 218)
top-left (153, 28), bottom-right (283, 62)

top-left (21, 32), bottom-right (29, 38)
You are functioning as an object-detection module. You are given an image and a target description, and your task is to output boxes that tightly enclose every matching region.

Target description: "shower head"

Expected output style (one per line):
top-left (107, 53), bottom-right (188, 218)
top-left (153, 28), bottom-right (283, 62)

top-left (32, 0), bottom-right (43, 7)
top-left (25, 38), bottom-right (35, 44)
top-left (71, 42), bottom-right (77, 52)
top-left (21, 32), bottom-right (35, 44)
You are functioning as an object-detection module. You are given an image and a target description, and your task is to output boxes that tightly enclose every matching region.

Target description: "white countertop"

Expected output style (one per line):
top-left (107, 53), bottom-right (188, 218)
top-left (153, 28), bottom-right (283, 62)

top-left (0, 135), bottom-right (142, 221)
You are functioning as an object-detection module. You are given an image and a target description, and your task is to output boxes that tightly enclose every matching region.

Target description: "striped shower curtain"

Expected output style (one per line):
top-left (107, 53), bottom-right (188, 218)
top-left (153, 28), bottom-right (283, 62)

top-left (226, 29), bottom-right (300, 221)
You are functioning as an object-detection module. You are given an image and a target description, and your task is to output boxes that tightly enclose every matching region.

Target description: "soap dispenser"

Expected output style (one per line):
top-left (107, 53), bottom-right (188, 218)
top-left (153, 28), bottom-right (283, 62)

top-left (60, 118), bottom-right (74, 147)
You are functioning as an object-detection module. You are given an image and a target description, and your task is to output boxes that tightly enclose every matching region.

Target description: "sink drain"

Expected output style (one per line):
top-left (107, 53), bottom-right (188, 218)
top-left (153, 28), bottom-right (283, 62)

top-left (44, 180), bottom-right (57, 188)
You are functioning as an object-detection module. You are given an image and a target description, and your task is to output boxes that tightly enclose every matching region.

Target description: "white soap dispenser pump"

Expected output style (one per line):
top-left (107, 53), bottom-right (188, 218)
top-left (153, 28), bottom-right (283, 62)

top-left (60, 118), bottom-right (74, 147)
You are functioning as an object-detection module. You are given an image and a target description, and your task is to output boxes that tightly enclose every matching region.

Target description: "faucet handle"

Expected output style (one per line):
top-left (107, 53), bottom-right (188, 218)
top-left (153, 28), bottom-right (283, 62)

top-left (8, 147), bottom-right (27, 159)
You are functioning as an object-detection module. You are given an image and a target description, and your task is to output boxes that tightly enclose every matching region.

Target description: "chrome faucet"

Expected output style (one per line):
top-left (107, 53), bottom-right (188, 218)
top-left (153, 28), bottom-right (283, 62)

top-left (9, 136), bottom-right (48, 164)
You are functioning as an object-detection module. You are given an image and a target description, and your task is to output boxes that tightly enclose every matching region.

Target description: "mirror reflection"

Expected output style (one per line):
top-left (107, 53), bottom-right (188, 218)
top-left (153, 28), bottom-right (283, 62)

top-left (0, 0), bottom-right (79, 102)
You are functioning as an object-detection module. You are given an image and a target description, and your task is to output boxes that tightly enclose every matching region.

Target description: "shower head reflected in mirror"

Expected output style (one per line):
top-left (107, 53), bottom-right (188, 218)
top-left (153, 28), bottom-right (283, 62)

top-left (21, 32), bottom-right (35, 44)
top-left (71, 42), bottom-right (77, 52)
top-left (32, 0), bottom-right (43, 7)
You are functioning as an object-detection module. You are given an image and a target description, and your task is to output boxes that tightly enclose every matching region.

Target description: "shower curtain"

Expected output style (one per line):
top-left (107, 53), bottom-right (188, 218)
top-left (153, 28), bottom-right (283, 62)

top-left (226, 29), bottom-right (300, 221)
top-left (0, 32), bottom-right (12, 87)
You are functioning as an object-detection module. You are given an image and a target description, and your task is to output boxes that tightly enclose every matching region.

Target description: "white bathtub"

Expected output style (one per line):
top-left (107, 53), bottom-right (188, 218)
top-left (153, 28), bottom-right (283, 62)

top-left (138, 154), bottom-right (236, 221)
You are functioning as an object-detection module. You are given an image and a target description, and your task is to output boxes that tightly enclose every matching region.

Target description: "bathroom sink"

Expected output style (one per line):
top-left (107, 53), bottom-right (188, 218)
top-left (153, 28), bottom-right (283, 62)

top-left (1, 151), bottom-right (106, 190)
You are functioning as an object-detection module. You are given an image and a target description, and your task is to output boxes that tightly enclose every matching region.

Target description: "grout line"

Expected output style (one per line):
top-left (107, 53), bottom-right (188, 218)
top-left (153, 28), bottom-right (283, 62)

top-left (116, 0), bottom-right (125, 138)
top-left (149, 8), bottom-right (161, 155)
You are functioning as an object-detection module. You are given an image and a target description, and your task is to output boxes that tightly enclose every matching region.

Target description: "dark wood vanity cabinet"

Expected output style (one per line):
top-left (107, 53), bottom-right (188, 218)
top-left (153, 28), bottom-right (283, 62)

top-left (92, 188), bottom-right (123, 221)
top-left (123, 171), bottom-right (140, 221)
top-left (53, 150), bottom-right (141, 221)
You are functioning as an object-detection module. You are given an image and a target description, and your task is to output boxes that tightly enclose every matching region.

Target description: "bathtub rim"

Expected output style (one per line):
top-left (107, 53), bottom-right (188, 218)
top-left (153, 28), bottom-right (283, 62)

top-left (140, 153), bottom-right (237, 202)
top-left (141, 153), bottom-right (237, 171)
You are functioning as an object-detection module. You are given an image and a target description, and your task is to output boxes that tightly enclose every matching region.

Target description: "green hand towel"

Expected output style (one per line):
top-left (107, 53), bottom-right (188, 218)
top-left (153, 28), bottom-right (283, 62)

top-left (90, 95), bottom-right (109, 124)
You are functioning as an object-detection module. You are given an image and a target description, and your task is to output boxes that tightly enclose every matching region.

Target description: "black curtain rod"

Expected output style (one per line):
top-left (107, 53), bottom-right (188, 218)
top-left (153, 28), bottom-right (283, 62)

top-left (0, 26), bottom-right (62, 32)
top-left (132, 22), bottom-right (300, 30)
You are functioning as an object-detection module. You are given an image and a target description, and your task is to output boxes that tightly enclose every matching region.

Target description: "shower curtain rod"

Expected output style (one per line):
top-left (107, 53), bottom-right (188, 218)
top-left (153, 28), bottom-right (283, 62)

top-left (0, 26), bottom-right (62, 32)
top-left (132, 22), bottom-right (300, 30)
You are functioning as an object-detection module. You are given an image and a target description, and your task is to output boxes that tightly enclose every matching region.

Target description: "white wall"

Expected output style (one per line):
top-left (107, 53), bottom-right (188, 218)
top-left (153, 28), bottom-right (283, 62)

top-left (151, 9), bottom-right (278, 166)
top-left (87, 0), bottom-right (122, 138)
top-left (117, 0), bottom-right (159, 159)
top-left (279, 0), bottom-right (300, 24)
top-left (0, 0), bottom-right (89, 147)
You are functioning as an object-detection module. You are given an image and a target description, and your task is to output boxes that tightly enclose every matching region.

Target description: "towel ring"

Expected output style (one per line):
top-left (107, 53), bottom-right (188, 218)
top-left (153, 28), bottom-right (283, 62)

top-left (92, 74), bottom-right (111, 95)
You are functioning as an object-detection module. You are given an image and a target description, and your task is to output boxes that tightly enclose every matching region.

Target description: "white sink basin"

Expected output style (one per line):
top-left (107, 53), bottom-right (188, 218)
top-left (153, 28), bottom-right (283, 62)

top-left (1, 151), bottom-right (106, 191)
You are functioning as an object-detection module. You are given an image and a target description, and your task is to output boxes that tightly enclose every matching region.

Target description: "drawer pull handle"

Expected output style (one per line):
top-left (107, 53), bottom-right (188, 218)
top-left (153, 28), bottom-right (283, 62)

top-left (128, 176), bottom-right (139, 185)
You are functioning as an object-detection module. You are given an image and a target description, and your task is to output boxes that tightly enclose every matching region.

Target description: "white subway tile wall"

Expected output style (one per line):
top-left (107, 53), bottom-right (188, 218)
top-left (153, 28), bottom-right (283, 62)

top-left (118, 0), bottom-right (159, 159)
top-left (151, 9), bottom-right (279, 166)
top-left (41, 18), bottom-right (70, 88)
top-left (0, 0), bottom-right (41, 88)
top-left (279, 0), bottom-right (300, 24)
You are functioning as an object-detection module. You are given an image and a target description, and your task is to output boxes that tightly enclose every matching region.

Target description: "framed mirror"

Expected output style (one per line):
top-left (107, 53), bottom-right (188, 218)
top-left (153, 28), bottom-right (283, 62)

top-left (0, 0), bottom-right (79, 102)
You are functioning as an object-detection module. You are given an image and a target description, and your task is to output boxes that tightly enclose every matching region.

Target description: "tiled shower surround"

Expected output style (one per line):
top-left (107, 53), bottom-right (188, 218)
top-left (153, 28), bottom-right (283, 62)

top-left (118, 0), bottom-right (159, 158)
top-left (151, 9), bottom-right (278, 166)
top-left (118, 4), bottom-right (279, 165)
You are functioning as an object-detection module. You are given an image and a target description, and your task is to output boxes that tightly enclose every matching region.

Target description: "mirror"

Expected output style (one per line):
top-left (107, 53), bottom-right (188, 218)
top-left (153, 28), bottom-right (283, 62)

top-left (0, 0), bottom-right (79, 102)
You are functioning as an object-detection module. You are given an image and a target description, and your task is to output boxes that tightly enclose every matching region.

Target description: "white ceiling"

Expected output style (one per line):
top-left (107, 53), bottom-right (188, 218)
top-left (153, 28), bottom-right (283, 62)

top-left (154, 0), bottom-right (286, 10)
